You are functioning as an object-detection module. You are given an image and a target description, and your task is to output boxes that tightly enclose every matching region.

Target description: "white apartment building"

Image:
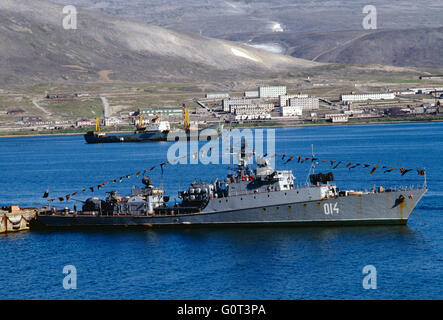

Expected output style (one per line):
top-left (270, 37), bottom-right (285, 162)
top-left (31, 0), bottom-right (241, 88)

top-left (280, 106), bottom-right (303, 117)
top-left (222, 98), bottom-right (259, 112)
top-left (259, 86), bottom-right (287, 98)
top-left (289, 97), bottom-right (319, 110)
top-left (231, 104), bottom-right (273, 114)
top-left (244, 90), bottom-right (260, 98)
top-left (205, 93), bottom-right (229, 99)
top-left (340, 93), bottom-right (396, 102)
top-left (325, 114), bottom-right (349, 123)
top-left (279, 94), bottom-right (309, 107)
top-left (232, 104), bottom-right (273, 120)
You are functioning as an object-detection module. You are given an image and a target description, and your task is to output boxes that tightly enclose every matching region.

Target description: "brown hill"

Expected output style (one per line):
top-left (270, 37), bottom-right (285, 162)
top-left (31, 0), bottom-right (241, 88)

top-left (0, 0), bottom-right (319, 86)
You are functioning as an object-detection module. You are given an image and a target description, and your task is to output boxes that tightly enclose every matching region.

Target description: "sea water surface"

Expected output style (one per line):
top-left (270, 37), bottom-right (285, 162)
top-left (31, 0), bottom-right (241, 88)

top-left (0, 122), bottom-right (442, 299)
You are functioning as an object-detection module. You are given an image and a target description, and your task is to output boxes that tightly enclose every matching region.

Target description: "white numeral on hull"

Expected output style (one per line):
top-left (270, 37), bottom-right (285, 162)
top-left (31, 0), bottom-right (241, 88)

top-left (324, 202), bottom-right (339, 215)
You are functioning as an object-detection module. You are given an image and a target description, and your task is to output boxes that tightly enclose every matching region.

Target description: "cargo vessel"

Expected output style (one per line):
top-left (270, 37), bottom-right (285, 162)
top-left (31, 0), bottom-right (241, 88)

top-left (84, 104), bottom-right (223, 143)
top-left (32, 143), bottom-right (427, 229)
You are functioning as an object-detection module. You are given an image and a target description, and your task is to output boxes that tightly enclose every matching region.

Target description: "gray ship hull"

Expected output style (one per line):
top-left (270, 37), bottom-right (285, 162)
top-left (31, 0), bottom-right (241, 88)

top-left (34, 188), bottom-right (426, 229)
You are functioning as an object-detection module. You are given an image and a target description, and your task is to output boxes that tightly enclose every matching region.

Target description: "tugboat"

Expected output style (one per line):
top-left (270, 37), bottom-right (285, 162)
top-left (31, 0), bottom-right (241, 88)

top-left (84, 104), bottom-right (223, 143)
top-left (32, 143), bottom-right (427, 229)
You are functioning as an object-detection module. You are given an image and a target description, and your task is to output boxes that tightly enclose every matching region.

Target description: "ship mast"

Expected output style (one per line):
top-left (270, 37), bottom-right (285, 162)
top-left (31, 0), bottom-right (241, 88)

top-left (236, 139), bottom-right (253, 177)
top-left (305, 144), bottom-right (316, 186)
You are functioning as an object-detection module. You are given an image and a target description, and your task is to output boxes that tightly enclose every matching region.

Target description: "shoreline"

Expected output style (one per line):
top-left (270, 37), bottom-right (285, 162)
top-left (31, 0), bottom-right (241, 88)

top-left (1, 117), bottom-right (443, 138)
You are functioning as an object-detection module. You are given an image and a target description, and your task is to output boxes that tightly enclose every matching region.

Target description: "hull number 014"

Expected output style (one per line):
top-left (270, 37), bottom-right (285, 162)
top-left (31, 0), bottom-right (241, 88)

top-left (324, 202), bottom-right (339, 215)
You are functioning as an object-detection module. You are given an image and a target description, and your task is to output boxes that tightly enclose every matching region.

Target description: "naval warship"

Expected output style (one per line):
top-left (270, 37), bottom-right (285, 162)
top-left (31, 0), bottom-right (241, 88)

top-left (32, 143), bottom-right (427, 229)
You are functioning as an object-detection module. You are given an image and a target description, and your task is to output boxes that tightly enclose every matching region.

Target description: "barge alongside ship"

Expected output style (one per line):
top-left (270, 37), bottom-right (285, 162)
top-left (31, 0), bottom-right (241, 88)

top-left (32, 145), bottom-right (427, 229)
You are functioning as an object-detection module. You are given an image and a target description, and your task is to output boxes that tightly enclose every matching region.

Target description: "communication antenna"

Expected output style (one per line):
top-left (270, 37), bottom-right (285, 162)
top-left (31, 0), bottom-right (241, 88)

top-left (424, 168), bottom-right (428, 189)
top-left (305, 144), bottom-right (316, 186)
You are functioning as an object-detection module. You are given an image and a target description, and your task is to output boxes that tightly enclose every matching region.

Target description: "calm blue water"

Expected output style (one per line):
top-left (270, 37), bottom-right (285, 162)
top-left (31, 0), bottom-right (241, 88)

top-left (0, 122), bottom-right (442, 299)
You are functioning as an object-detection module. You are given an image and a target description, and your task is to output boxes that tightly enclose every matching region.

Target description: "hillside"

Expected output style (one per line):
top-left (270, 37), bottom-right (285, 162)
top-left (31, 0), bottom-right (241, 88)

top-left (228, 27), bottom-right (443, 68)
top-left (0, 0), bottom-right (319, 86)
top-left (49, 0), bottom-right (443, 37)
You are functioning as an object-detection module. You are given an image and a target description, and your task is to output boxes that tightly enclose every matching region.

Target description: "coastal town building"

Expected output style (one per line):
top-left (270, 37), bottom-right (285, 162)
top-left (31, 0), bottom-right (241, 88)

top-left (288, 97), bottom-right (319, 110)
top-left (279, 94), bottom-right (308, 107)
top-left (280, 106), bottom-right (303, 117)
top-left (325, 114), bottom-right (349, 123)
top-left (259, 86), bottom-right (287, 98)
top-left (222, 98), bottom-right (259, 112)
top-left (244, 90), bottom-right (260, 98)
top-left (231, 103), bottom-right (273, 113)
top-left (340, 93), bottom-right (396, 102)
top-left (205, 93), bottom-right (229, 99)
top-left (76, 119), bottom-right (94, 127)
top-left (139, 107), bottom-right (182, 116)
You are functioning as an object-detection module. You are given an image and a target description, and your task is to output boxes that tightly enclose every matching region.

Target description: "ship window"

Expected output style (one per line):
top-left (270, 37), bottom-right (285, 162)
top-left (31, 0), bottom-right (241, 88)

top-left (288, 205), bottom-right (292, 209)
top-left (240, 197), bottom-right (243, 200)
top-left (263, 208), bottom-right (266, 211)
